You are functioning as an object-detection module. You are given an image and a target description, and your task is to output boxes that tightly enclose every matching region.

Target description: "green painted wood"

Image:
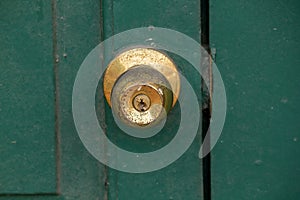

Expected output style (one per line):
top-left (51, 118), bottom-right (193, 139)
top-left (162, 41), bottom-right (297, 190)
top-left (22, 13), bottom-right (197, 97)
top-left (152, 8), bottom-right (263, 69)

top-left (1, 0), bottom-right (204, 199)
top-left (210, 0), bottom-right (300, 199)
top-left (102, 0), bottom-right (204, 199)
top-left (0, 0), bottom-right (106, 199)
top-left (0, 196), bottom-right (63, 200)
top-left (0, 0), bottom-right (56, 194)
top-left (54, 0), bottom-right (106, 199)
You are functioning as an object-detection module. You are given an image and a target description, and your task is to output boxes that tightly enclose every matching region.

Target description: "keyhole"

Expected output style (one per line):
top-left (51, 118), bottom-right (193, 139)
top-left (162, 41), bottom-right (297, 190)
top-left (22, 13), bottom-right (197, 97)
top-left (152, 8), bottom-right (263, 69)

top-left (133, 94), bottom-right (151, 112)
top-left (138, 99), bottom-right (147, 111)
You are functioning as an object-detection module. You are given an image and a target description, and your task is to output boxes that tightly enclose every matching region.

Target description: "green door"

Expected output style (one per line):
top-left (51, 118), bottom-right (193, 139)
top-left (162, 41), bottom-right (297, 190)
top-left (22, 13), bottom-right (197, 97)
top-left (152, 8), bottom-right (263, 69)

top-left (1, 0), bottom-right (204, 199)
top-left (210, 0), bottom-right (300, 199)
top-left (1, 0), bottom-right (299, 199)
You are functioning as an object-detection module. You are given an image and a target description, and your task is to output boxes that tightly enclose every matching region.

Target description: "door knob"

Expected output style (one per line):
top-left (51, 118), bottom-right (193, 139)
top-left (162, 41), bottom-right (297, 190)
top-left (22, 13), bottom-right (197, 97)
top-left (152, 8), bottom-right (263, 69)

top-left (103, 48), bottom-right (180, 128)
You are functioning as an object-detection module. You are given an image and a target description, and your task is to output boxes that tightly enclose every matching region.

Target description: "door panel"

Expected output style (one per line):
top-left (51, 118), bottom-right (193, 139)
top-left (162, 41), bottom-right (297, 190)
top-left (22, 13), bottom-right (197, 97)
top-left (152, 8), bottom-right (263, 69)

top-left (55, 0), bottom-right (106, 199)
top-left (103, 0), bottom-right (204, 199)
top-left (211, 0), bottom-right (300, 199)
top-left (0, 0), bottom-right (56, 194)
top-left (1, 0), bottom-right (106, 199)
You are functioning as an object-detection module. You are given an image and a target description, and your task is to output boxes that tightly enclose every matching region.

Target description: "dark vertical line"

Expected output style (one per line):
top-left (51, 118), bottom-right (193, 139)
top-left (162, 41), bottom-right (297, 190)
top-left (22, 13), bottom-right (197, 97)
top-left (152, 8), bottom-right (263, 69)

top-left (201, 0), bottom-right (211, 200)
top-left (201, 109), bottom-right (211, 200)
top-left (201, 0), bottom-right (210, 52)
top-left (110, 0), bottom-right (114, 37)
top-left (99, 1), bottom-right (109, 200)
top-left (100, 0), bottom-right (104, 42)
top-left (100, 0), bottom-right (116, 198)
top-left (109, 1), bottom-right (118, 199)
top-left (51, 0), bottom-right (61, 195)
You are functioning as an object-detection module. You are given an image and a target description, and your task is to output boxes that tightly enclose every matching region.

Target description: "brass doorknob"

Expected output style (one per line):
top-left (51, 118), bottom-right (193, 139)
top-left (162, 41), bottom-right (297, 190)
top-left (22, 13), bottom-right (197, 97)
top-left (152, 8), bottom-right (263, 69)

top-left (103, 48), bottom-right (180, 127)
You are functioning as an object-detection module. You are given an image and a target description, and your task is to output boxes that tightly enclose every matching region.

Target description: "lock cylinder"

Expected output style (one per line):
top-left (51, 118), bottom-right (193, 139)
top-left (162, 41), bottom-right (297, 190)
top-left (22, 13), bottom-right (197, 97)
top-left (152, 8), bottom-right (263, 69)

top-left (111, 65), bottom-right (173, 127)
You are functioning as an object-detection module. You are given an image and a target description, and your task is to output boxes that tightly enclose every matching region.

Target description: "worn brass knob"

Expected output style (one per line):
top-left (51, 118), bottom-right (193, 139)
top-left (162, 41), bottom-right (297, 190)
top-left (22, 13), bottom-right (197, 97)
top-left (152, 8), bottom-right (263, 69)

top-left (103, 48), bottom-right (180, 128)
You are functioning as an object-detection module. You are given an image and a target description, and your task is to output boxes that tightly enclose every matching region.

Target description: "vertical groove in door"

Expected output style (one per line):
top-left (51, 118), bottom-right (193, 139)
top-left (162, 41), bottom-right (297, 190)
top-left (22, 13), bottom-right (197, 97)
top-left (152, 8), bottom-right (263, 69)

top-left (201, 0), bottom-right (210, 50)
top-left (201, 0), bottom-right (211, 200)
top-left (51, 0), bottom-right (61, 195)
top-left (99, 0), bottom-right (108, 199)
